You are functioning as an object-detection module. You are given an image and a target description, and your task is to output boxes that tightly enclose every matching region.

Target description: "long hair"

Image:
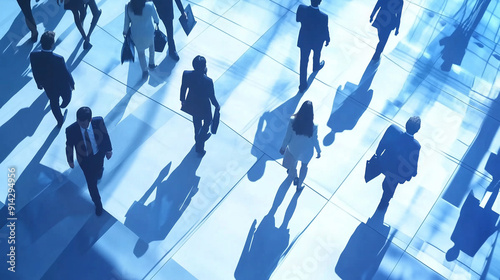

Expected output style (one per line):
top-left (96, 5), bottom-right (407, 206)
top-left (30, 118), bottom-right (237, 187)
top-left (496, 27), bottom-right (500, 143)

top-left (292, 101), bottom-right (314, 137)
top-left (129, 0), bottom-right (145, 15)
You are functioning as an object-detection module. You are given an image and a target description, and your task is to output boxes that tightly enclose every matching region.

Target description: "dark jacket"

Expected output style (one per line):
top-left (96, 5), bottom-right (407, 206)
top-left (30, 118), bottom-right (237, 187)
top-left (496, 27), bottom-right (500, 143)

top-left (180, 70), bottom-right (219, 119)
top-left (66, 117), bottom-right (112, 164)
top-left (152, 0), bottom-right (184, 20)
top-left (370, 0), bottom-right (403, 31)
top-left (296, 4), bottom-right (330, 49)
top-left (30, 50), bottom-right (75, 98)
top-left (376, 124), bottom-right (420, 183)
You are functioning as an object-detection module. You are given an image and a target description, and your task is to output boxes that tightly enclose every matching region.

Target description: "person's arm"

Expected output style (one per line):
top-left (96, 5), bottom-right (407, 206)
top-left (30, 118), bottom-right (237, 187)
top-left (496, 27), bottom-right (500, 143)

top-left (174, 0), bottom-right (186, 18)
top-left (150, 3), bottom-right (160, 25)
top-left (65, 128), bottom-right (75, 168)
top-left (376, 126), bottom-right (393, 156)
top-left (296, 5), bottom-right (304, 23)
top-left (280, 118), bottom-right (294, 154)
top-left (98, 118), bottom-right (113, 159)
top-left (370, 0), bottom-right (382, 22)
top-left (60, 56), bottom-right (75, 90)
top-left (29, 53), bottom-right (43, 89)
top-left (123, 4), bottom-right (131, 36)
top-left (394, 1), bottom-right (403, 35)
top-left (324, 15), bottom-right (330, 46)
top-left (313, 125), bottom-right (321, 158)
top-left (180, 72), bottom-right (188, 103)
top-left (208, 78), bottom-right (220, 110)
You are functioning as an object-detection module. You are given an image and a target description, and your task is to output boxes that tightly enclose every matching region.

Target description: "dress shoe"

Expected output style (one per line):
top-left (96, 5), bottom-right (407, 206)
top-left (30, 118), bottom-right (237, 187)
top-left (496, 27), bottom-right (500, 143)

top-left (95, 206), bottom-right (103, 216)
top-left (30, 30), bottom-right (38, 42)
top-left (56, 109), bottom-right (68, 128)
top-left (169, 51), bottom-right (180, 61)
top-left (293, 177), bottom-right (299, 186)
top-left (148, 64), bottom-right (157, 70)
top-left (313, 60), bottom-right (325, 72)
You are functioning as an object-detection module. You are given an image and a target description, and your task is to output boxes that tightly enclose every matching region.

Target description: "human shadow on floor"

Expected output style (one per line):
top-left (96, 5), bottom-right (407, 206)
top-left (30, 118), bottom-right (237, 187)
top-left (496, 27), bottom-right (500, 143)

top-left (446, 179), bottom-right (500, 262)
top-left (335, 208), bottom-right (394, 279)
top-left (0, 93), bottom-right (49, 164)
top-left (148, 56), bottom-right (178, 87)
top-left (439, 0), bottom-right (491, 71)
top-left (234, 176), bottom-right (300, 279)
top-left (125, 147), bottom-right (202, 256)
top-left (248, 94), bottom-right (302, 182)
top-left (66, 38), bottom-right (89, 73)
top-left (323, 60), bottom-right (378, 146)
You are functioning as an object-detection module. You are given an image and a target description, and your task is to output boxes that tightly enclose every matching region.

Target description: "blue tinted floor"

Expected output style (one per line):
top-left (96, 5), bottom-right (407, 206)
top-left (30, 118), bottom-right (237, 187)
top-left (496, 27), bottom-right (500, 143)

top-left (0, 0), bottom-right (499, 279)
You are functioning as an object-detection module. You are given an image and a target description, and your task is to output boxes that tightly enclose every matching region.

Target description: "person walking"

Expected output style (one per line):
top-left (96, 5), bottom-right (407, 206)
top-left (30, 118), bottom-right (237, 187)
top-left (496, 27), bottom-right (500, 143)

top-left (280, 101), bottom-right (321, 191)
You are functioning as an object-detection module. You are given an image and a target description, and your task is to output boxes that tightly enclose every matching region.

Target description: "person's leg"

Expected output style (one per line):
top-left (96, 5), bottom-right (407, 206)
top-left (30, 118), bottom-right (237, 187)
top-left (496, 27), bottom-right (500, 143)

top-left (60, 90), bottom-right (72, 109)
top-left (378, 176), bottom-right (397, 209)
top-left (80, 158), bottom-right (103, 214)
top-left (297, 162), bottom-right (308, 190)
top-left (373, 28), bottom-right (391, 60)
top-left (193, 116), bottom-right (203, 152)
top-left (299, 47), bottom-right (310, 91)
top-left (196, 115), bottom-right (212, 153)
top-left (48, 94), bottom-right (63, 125)
top-left (71, 9), bottom-right (88, 41)
top-left (312, 45), bottom-right (324, 71)
top-left (17, 0), bottom-right (38, 41)
top-left (148, 43), bottom-right (155, 68)
top-left (165, 19), bottom-right (179, 59)
top-left (137, 48), bottom-right (147, 71)
top-left (87, 0), bottom-right (101, 42)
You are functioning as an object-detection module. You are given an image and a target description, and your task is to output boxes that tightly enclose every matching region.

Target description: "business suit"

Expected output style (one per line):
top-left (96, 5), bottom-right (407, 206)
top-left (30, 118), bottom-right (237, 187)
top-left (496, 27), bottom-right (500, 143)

top-left (180, 70), bottom-right (219, 153)
top-left (370, 0), bottom-right (403, 60)
top-left (152, 0), bottom-right (184, 55)
top-left (296, 4), bottom-right (329, 91)
top-left (66, 117), bottom-right (112, 212)
top-left (30, 50), bottom-right (74, 126)
top-left (375, 124), bottom-right (420, 205)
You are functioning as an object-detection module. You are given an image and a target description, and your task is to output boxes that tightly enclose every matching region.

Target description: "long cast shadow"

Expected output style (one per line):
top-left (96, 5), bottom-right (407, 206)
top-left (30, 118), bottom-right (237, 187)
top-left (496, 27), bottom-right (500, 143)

top-left (0, 93), bottom-right (50, 164)
top-left (234, 176), bottom-right (300, 279)
top-left (323, 60), bottom-right (378, 146)
top-left (248, 94), bottom-right (302, 181)
top-left (335, 208), bottom-right (394, 279)
top-left (124, 147), bottom-right (202, 256)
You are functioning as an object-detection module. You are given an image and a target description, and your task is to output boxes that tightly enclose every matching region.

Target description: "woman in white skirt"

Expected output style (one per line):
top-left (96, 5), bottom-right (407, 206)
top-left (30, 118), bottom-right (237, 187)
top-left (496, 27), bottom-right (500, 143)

top-left (123, 0), bottom-right (160, 79)
top-left (280, 101), bottom-right (321, 191)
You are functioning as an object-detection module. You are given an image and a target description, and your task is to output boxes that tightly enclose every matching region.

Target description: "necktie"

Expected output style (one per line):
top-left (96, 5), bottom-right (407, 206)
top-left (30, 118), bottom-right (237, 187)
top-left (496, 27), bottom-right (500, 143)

top-left (84, 129), bottom-right (94, 156)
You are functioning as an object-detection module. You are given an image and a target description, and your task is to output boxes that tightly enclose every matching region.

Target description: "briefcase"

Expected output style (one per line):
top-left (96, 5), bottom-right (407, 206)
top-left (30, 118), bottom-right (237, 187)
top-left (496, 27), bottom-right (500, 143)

top-left (211, 108), bottom-right (220, 134)
top-left (179, 4), bottom-right (197, 36)
top-left (121, 30), bottom-right (135, 64)
top-left (154, 29), bottom-right (167, 52)
top-left (365, 154), bottom-right (382, 183)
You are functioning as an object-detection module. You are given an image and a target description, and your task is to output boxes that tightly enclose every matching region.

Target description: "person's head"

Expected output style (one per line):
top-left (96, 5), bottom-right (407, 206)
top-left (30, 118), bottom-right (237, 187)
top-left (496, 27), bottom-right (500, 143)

top-left (130, 0), bottom-right (145, 15)
top-left (40, 31), bottom-right (55, 50)
top-left (76, 107), bottom-right (92, 129)
top-left (311, 0), bottom-right (322, 7)
top-left (293, 101), bottom-right (314, 137)
top-left (192, 55), bottom-right (207, 74)
top-left (405, 116), bottom-right (421, 135)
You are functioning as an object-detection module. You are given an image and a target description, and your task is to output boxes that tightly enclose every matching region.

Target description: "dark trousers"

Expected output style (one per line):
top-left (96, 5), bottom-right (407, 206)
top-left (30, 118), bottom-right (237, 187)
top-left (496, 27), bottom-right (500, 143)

top-left (193, 115), bottom-right (211, 152)
top-left (299, 46), bottom-right (322, 88)
top-left (379, 175), bottom-right (398, 207)
top-left (159, 16), bottom-right (176, 53)
top-left (46, 90), bottom-right (71, 125)
top-left (16, 0), bottom-right (37, 34)
top-left (373, 28), bottom-right (391, 60)
top-left (79, 151), bottom-right (105, 209)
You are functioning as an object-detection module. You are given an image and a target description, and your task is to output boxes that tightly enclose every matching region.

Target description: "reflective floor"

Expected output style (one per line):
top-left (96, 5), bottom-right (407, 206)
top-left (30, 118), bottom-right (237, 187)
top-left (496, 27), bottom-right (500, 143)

top-left (0, 0), bottom-right (499, 279)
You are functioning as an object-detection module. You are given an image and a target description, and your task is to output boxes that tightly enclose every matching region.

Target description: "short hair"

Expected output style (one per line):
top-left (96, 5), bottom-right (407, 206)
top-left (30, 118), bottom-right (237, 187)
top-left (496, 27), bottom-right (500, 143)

top-left (77, 107), bottom-right (92, 122)
top-left (192, 55), bottom-right (207, 72)
top-left (311, 0), bottom-right (321, 7)
top-left (40, 31), bottom-right (55, 50)
top-left (406, 116), bottom-right (421, 135)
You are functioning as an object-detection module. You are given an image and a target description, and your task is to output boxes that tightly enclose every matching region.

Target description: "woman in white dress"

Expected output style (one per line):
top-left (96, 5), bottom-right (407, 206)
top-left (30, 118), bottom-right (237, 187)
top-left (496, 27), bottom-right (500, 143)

top-left (123, 0), bottom-right (160, 79)
top-left (280, 101), bottom-right (321, 191)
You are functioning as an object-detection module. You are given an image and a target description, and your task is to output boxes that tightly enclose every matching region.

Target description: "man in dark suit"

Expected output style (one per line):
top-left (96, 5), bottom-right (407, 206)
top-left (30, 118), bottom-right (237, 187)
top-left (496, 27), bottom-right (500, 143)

top-left (66, 107), bottom-right (112, 216)
top-left (30, 31), bottom-right (74, 128)
top-left (375, 116), bottom-right (421, 209)
top-left (180, 55), bottom-right (220, 156)
top-left (296, 0), bottom-right (330, 93)
top-left (152, 0), bottom-right (187, 61)
top-left (369, 0), bottom-right (403, 60)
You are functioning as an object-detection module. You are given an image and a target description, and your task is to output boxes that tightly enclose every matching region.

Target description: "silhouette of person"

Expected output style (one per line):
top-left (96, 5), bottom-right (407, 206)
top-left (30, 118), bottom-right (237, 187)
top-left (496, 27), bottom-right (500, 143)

top-left (16, 0), bottom-right (38, 42)
top-left (152, 0), bottom-right (187, 61)
top-left (30, 31), bottom-right (74, 128)
top-left (296, 0), bottom-right (330, 93)
top-left (123, 0), bottom-right (160, 79)
top-left (180, 55), bottom-right (220, 156)
top-left (375, 116), bottom-right (421, 209)
top-left (59, 0), bottom-right (102, 50)
top-left (369, 0), bottom-right (403, 60)
top-left (65, 107), bottom-right (113, 216)
top-left (280, 101), bottom-right (321, 191)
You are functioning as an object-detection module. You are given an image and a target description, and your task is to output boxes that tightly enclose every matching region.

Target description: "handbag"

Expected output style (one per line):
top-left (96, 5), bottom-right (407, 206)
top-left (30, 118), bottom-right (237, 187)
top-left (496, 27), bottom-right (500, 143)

top-left (121, 30), bottom-right (135, 64)
top-left (154, 28), bottom-right (167, 52)
top-left (365, 154), bottom-right (382, 183)
top-left (211, 108), bottom-right (220, 134)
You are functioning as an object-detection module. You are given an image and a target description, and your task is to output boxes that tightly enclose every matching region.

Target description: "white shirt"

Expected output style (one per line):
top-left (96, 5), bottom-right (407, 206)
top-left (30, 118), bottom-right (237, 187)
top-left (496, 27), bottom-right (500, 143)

top-left (79, 124), bottom-right (99, 155)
